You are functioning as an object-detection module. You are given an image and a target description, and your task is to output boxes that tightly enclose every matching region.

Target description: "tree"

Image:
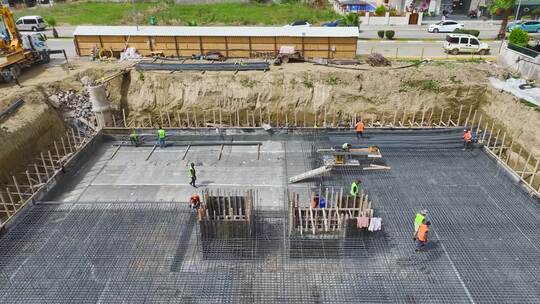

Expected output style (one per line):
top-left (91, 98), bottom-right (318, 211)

top-left (375, 5), bottom-right (387, 16)
top-left (489, 0), bottom-right (517, 39)
top-left (46, 17), bottom-right (58, 38)
top-left (340, 13), bottom-right (359, 26)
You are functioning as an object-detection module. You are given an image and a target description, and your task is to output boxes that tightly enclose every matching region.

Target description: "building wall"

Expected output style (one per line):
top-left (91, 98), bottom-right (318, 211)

top-left (74, 35), bottom-right (358, 59)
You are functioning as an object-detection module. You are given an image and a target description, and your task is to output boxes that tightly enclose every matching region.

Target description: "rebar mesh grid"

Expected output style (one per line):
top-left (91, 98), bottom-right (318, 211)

top-left (0, 129), bottom-right (539, 303)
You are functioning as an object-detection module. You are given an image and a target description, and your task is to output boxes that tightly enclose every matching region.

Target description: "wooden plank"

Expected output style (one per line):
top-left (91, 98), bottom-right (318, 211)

top-left (182, 145), bottom-right (191, 160)
top-left (146, 145), bottom-right (157, 161)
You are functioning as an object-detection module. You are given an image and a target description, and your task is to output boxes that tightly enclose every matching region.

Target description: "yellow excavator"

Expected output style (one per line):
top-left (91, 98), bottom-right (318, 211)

top-left (0, 6), bottom-right (51, 82)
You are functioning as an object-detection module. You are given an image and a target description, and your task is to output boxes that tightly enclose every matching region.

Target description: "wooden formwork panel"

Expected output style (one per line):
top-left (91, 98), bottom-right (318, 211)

top-left (276, 37), bottom-right (302, 44)
top-left (178, 42), bottom-right (202, 50)
top-left (303, 37), bottom-right (329, 44)
top-left (329, 37), bottom-right (357, 44)
top-left (333, 44), bottom-right (357, 52)
top-left (250, 43), bottom-right (275, 51)
top-left (228, 50), bottom-right (250, 58)
top-left (75, 34), bottom-right (357, 58)
top-left (304, 43), bottom-right (330, 51)
top-left (332, 51), bottom-right (356, 58)
top-left (202, 43), bottom-right (227, 51)
top-left (227, 36), bottom-right (249, 44)
top-left (201, 36), bottom-right (226, 43)
top-left (250, 37), bottom-right (275, 44)
top-left (304, 50), bottom-right (330, 58)
top-left (179, 49), bottom-right (199, 56)
top-left (153, 36), bottom-right (176, 43)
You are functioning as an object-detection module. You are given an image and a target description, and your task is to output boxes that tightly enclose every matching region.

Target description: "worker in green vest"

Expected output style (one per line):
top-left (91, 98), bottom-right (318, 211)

top-left (350, 179), bottom-right (361, 196)
top-left (129, 129), bottom-right (140, 147)
top-left (158, 126), bottom-right (166, 148)
top-left (189, 162), bottom-right (197, 187)
top-left (413, 210), bottom-right (428, 239)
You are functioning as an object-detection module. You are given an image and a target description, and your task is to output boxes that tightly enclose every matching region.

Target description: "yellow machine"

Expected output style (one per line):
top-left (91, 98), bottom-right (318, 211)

top-left (0, 6), bottom-right (51, 82)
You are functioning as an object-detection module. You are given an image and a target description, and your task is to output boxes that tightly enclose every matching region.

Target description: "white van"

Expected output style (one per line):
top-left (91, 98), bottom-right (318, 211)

top-left (15, 16), bottom-right (47, 32)
top-left (443, 34), bottom-right (490, 55)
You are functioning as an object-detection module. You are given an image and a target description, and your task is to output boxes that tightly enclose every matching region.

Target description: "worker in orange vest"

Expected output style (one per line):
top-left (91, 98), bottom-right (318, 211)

top-left (414, 220), bottom-right (431, 252)
top-left (190, 193), bottom-right (201, 210)
top-left (463, 128), bottom-right (473, 151)
top-left (355, 120), bottom-right (365, 139)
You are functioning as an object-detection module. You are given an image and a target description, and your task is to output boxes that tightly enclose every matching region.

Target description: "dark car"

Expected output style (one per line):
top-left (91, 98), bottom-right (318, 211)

top-left (284, 20), bottom-right (311, 27)
top-left (323, 20), bottom-right (341, 27)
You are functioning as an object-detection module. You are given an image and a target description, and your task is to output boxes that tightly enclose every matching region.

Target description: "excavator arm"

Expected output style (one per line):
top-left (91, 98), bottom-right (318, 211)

top-left (0, 6), bottom-right (22, 53)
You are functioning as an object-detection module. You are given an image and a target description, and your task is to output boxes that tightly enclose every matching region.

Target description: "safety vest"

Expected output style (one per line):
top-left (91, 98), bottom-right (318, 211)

top-left (342, 143), bottom-right (349, 150)
top-left (414, 213), bottom-right (425, 231)
top-left (158, 129), bottom-right (166, 139)
top-left (350, 181), bottom-right (359, 196)
top-left (463, 131), bottom-right (472, 142)
top-left (416, 224), bottom-right (429, 242)
top-left (355, 121), bottom-right (365, 132)
top-left (189, 167), bottom-right (195, 177)
top-left (130, 132), bottom-right (138, 140)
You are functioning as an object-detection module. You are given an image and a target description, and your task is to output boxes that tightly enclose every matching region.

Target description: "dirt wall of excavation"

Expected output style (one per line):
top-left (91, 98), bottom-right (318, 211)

top-left (0, 90), bottom-right (66, 184)
top-left (106, 63), bottom-right (501, 128)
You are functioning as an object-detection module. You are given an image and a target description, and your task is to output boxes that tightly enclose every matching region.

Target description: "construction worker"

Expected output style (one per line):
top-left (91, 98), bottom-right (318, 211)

top-left (350, 179), bottom-right (361, 197)
top-left (414, 220), bottom-right (431, 253)
top-left (342, 143), bottom-right (352, 152)
top-left (129, 129), bottom-right (140, 147)
top-left (463, 128), bottom-right (473, 151)
top-left (355, 119), bottom-right (365, 139)
top-left (189, 162), bottom-right (197, 187)
top-left (190, 193), bottom-right (201, 210)
top-left (158, 126), bottom-right (166, 148)
top-left (413, 210), bottom-right (428, 237)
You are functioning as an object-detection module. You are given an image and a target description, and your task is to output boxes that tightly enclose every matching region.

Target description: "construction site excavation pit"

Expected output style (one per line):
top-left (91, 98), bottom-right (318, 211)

top-left (0, 127), bottom-right (539, 303)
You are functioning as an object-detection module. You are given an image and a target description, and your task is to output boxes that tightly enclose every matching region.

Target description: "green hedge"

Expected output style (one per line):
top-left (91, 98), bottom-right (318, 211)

top-left (453, 28), bottom-right (480, 37)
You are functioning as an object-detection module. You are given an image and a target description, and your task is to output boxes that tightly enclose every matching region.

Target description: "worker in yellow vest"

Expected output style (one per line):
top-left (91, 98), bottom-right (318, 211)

top-left (158, 126), bottom-right (166, 148)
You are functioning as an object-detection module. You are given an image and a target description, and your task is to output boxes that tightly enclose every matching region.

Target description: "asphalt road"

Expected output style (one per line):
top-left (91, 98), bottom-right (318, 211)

top-left (357, 40), bottom-right (502, 58)
top-left (39, 20), bottom-right (503, 39)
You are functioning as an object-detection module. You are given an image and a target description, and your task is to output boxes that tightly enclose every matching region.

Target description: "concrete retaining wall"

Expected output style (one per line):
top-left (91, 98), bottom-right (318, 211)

top-left (498, 42), bottom-right (540, 82)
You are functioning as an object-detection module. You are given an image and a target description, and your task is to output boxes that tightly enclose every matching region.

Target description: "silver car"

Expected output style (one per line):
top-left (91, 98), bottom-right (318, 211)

top-left (15, 16), bottom-right (47, 32)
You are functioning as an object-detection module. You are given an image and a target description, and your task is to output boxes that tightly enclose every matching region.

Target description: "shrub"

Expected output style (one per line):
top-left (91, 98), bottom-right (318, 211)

top-left (385, 30), bottom-right (395, 39)
top-left (325, 74), bottom-right (338, 85)
top-left (340, 13), bottom-right (359, 26)
top-left (375, 5), bottom-right (387, 16)
top-left (508, 28), bottom-right (529, 46)
top-left (389, 9), bottom-right (398, 16)
top-left (532, 8), bottom-right (540, 18)
top-left (377, 30), bottom-right (385, 38)
top-left (453, 28), bottom-right (480, 37)
top-left (508, 15), bottom-right (515, 21)
top-left (521, 15), bottom-right (532, 20)
top-left (302, 77), bottom-right (313, 88)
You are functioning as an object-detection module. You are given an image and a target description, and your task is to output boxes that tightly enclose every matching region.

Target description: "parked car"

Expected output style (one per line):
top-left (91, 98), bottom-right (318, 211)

top-left (428, 20), bottom-right (464, 33)
top-left (322, 20), bottom-right (341, 27)
top-left (15, 16), bottom-right (47, 31)
top-left (284, 20), bottom-right (311, 27)
top-left (507, 21), bottom-right (540, 33)
top-left (443, 33), bottom-right (490, 55)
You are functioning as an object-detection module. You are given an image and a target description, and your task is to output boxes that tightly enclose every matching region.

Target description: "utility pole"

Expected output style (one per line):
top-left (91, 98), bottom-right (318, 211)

top-left (515, 0), bottom-right (522, 21)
